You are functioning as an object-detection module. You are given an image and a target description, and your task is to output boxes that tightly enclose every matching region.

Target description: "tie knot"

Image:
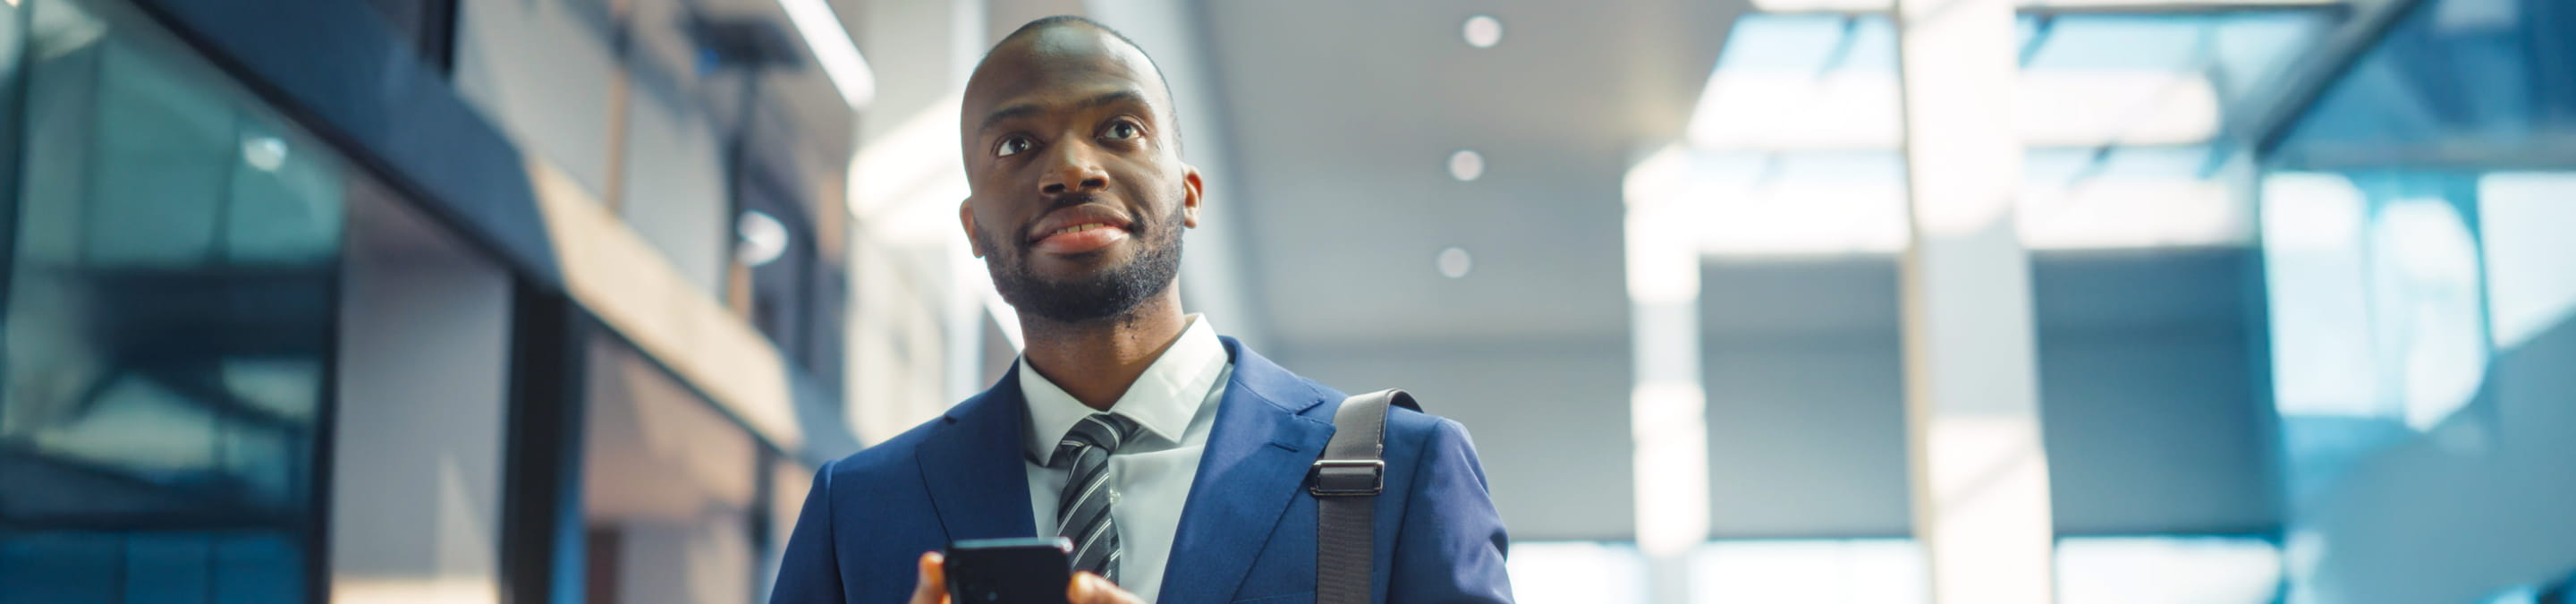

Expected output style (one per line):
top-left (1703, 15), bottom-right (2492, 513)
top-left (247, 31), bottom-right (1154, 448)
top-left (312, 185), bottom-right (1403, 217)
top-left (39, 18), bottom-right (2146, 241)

top-left (1055, 413), bottom-right (1142, 464)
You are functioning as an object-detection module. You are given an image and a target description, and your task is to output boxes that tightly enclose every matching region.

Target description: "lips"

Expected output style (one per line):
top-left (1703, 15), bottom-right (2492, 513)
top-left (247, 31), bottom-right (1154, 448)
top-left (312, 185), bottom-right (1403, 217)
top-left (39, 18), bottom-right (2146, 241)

top-left (1025, 204), bottom-right (1136, 255)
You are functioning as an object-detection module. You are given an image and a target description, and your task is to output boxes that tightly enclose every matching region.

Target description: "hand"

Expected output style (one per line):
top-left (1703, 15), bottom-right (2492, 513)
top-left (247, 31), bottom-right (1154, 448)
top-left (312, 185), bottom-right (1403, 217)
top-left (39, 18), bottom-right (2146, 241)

top-left (909, 552), bottom-right (1141, 604)
top-left (909, 552), bottom-right (950, 604)
top-left (1066, 572), bottom-right (1144, 604)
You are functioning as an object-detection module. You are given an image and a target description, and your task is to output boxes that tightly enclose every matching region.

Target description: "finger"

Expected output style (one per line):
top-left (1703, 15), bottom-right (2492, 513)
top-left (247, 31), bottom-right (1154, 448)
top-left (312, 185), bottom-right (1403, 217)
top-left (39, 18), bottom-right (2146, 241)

top-left (910, 552), bottom-right (948, 604)
top-left (1066, 572), bottom-right (1098, 604)
top-left (1066, 572), bottom-right (1143, 604)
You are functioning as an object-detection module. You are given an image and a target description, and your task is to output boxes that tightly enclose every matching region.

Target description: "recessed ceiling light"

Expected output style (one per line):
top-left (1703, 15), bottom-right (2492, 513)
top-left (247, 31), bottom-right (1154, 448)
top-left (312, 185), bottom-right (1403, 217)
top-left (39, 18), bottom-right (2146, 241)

top-left (1448, 149), bottom-right (1485, 182)
top-left (1437, 247), bottom-right (1473, 278)
top-left (737, 210), bottom-right (791, 266)
top-left (1462, 15), bottom-right (1503, 48)
top-left (241, 135), bottom-right (287, 172)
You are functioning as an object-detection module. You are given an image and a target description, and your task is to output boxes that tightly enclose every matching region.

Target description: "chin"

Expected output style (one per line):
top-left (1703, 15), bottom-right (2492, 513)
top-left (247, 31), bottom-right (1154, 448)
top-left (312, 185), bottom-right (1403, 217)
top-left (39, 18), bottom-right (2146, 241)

top-left (1033, 246), bottom-right (1131, 270)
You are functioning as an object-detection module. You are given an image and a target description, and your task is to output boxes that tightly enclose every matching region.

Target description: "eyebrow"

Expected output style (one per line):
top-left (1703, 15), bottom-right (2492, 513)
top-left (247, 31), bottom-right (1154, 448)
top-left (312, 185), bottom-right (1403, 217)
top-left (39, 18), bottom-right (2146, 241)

top-left (978, 89), bottom-right (1151, 134)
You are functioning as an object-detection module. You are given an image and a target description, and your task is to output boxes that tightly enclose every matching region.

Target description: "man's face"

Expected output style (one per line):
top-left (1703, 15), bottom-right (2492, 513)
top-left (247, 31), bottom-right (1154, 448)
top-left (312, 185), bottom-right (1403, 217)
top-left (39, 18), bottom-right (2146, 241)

top-left (960, 26), bottom-right (1200, 324)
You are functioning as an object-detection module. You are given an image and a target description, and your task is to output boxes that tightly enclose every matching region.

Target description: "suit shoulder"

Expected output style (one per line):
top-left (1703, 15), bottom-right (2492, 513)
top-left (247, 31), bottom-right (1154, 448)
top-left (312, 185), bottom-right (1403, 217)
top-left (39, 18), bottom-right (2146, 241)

top-left (1384, 404), bottom-right (1472, 454)
top-left (1252, 353), bottom-right (1474, 454)
top-left (1305, 387), bottom-right (1472, 457)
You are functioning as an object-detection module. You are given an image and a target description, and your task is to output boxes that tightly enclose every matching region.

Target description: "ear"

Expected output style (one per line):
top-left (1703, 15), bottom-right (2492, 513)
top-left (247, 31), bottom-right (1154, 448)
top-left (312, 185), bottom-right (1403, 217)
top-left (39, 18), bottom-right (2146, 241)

top-left (1181, 164), bottom-right (1205, 229)
top-left (959, 199), bottom-right (987, 258)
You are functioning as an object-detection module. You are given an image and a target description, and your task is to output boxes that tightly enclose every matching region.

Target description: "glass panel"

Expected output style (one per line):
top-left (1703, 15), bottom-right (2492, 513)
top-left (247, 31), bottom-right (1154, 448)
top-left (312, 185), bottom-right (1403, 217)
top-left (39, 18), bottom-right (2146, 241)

top-left (123, 532), bottom-right (216, 602)
top-left (2262, 173), bottom-right (2496, 499)
top-left (2, 0), bottom-right (341, 525)
top-left (2274, 0), bottom-right (2576, 166)
top-left (212, 532), bottom-right (305, 604)
top-left (0, 531), bottom-right (304, 604)
top-left (2479, 585), bottom-right (2542, 604)
top-left (0, 0), bottom-right (346, 601)
top-left (2475, 173), bottom-right (2576, 351)
top-left (0, 532), bottom-right (118, 604)
top-left (2258, 1), bottom-right (2576, 600)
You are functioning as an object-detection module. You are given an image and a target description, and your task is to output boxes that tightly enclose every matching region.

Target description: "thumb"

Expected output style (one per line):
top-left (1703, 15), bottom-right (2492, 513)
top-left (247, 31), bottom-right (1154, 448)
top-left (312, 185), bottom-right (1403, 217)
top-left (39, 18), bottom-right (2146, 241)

top-left (1066, 572), bottom-right (1142, 604)
top-left (910, 552), bottom-right (948, 604)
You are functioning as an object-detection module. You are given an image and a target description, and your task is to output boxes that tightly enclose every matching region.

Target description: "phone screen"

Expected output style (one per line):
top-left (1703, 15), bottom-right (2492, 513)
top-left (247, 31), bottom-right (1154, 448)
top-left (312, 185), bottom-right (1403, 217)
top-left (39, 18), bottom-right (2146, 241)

top-left (945, 537), bottom-right (1073, 604)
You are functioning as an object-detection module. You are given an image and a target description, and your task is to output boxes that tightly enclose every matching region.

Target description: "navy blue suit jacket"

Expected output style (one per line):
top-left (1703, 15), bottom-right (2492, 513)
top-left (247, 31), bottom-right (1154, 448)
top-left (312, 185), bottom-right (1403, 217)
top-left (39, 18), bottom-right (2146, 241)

top-left (768, 336), bottom-right (1513, 603)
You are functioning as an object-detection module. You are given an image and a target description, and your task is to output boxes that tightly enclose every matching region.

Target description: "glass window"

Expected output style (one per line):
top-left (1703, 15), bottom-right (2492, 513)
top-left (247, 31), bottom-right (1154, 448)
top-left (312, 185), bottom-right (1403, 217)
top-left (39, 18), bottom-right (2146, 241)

top-left (3, 0), bottom-right (343, 518)
top-left (2474, 173), bottom-right (2576, 351)
top-left (0, 0), bottom-right (350, 600)
top-left (2272, 0), bottom-right (2576, 166)
top-left (2259, 0), bottom-right (2576, 601)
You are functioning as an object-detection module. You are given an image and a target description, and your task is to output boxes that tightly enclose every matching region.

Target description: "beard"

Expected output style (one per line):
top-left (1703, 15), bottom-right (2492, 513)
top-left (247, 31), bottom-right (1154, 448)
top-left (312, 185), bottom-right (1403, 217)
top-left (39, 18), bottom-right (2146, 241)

top-left (976, 198), bottom-right (1185, 325)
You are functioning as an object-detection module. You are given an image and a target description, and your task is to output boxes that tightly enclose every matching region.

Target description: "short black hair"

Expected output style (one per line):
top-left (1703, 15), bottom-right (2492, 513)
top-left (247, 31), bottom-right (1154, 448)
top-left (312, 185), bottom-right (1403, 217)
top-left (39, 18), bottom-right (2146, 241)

top-left (986, 15), bottom-right (1182, 150)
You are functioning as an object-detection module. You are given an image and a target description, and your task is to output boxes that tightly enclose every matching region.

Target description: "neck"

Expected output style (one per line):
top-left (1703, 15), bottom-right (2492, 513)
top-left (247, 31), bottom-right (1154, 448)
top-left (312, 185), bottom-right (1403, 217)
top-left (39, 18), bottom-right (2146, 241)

top-left (1017, 288), bottom-right (1190, 412)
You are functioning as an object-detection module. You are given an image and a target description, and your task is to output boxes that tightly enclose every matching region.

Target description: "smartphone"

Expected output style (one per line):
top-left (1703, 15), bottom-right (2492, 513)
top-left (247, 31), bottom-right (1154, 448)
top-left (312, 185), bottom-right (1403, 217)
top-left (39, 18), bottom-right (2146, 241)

top-left (944, 537), bottom-right (1073, 604)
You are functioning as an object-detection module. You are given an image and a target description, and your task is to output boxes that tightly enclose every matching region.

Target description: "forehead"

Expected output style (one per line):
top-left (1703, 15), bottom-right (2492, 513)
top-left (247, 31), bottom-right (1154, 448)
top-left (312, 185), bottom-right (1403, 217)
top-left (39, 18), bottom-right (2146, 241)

top-left (962, 26), bottom-right (1169, 128)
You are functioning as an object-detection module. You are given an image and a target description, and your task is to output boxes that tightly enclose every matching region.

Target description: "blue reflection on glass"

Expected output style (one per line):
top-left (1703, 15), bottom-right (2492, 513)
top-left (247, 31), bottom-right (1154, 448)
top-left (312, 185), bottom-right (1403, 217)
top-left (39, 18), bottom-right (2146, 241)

top-left (2259, 1), bottom-right (2576, 602)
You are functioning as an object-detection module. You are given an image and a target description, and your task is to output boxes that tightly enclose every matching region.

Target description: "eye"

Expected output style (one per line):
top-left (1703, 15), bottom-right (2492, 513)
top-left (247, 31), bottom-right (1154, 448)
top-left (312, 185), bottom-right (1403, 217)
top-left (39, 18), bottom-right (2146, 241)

top-left (1103, 121), bottom-right (1143, 141)
top-left (996, 136), bottom-right (1035, 157)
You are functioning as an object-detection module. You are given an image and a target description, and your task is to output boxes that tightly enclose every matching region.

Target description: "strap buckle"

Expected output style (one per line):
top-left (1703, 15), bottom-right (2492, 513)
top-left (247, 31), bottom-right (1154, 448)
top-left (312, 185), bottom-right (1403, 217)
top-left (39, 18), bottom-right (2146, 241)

top-left (1308, 459), bottom-right (1385, 497)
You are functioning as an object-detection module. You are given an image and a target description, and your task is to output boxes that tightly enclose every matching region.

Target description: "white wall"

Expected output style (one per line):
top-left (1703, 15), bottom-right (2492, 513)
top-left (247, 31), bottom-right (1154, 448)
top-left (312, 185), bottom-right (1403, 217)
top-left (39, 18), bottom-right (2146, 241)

top-left (453, 0), bottom-right (732, 296)
top-left (330, 181), bottom-right (514, 604)
top-left (618, 82), bottom-right (732, 295)
top-left (453, 0), bottom-right (616, 195)
top-left (1699, 333), bottom-right (1911, 539)
top-left (612, 521), bottom-right (756, 604)
top-left (840, 0), bottom-right (983, 440)
top-left (1280, 251), bottom-right (2282, 543)
top-left (846, 235), bottom-right (958, 445)
top-left (581, 334), bottom-right (764, 604)
top-left (2038, 326), bottom-right (2278, 535)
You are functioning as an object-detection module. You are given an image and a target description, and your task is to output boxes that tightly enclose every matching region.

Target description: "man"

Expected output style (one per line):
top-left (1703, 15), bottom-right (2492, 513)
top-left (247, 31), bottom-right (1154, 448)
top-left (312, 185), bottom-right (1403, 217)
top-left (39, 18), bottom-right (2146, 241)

top-left (768, 15), bottom-right (1513, 604)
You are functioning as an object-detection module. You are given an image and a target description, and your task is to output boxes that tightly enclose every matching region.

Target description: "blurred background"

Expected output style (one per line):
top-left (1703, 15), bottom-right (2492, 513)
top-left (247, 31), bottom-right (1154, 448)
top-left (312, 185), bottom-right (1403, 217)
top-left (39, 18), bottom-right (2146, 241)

top-left (0, 0), bottom-right (2569, 602)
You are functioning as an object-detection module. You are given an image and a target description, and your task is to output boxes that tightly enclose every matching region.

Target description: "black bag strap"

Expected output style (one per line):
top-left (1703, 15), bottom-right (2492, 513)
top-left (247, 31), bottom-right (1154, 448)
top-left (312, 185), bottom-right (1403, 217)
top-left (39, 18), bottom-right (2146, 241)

top-left (1312, 389), bottom-right (1419, 604)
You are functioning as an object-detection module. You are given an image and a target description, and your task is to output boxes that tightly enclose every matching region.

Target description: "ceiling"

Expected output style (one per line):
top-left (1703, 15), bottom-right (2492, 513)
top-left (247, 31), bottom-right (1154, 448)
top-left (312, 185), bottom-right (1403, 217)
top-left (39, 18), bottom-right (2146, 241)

top-left (1182, 2), bottom-right (2340, 355)
top-left (1195, 0), bottom-right (1748, 350)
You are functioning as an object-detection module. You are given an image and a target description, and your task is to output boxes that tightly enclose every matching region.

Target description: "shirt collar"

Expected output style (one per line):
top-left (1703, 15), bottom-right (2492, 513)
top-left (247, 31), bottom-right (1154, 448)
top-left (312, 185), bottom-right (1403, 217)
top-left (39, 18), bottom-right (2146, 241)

top-left (1020, 314), bottom-right (1228, 465)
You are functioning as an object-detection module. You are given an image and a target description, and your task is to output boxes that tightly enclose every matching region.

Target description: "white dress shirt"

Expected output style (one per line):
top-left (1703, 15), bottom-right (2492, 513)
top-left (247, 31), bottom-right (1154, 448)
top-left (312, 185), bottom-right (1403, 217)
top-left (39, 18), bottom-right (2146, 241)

top-left (1020, 315), bottom-right (1230, 603)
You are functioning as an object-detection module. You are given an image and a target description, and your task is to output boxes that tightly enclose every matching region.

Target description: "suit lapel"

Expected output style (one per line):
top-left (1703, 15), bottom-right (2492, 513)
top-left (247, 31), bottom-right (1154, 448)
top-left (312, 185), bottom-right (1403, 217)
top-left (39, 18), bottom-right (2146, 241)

top-left (917, 364), bottom-right (1040, 542)
top-left (1157, 339), bottom-right (1336, 603)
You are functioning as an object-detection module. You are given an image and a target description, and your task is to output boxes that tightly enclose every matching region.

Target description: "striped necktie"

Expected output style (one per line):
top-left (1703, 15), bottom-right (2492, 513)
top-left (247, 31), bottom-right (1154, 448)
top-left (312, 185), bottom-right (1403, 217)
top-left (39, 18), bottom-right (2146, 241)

top-left (1054, 413), bottom-right (1144, 583)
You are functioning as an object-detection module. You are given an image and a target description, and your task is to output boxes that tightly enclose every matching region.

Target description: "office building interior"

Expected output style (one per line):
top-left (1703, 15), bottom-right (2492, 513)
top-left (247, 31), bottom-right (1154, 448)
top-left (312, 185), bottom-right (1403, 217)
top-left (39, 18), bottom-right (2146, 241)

top-left (0, 0), bottom-right (2569, 602)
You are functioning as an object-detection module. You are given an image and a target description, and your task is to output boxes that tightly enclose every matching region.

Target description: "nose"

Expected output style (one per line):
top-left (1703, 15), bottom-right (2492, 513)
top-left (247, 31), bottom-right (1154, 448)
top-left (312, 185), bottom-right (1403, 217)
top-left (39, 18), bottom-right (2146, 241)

top-left (1038, 140), bottom-right (1110, 198)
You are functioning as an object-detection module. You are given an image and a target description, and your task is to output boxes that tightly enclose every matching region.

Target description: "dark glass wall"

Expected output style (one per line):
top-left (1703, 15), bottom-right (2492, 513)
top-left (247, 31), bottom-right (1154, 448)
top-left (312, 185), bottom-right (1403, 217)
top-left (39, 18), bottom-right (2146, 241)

top-left (0, 0), bottom-right (346, 600)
